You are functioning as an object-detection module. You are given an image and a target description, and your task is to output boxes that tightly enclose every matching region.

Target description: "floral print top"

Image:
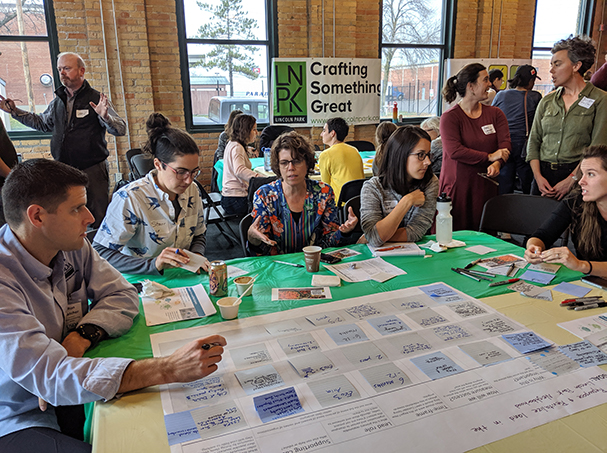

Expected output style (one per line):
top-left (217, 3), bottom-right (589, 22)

top-left (250, 179), bottom-right (344, 255)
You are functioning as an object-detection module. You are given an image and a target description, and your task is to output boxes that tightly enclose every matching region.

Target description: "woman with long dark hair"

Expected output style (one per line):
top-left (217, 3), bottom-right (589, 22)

top-left (360, 125), bottom-right (439, 247)
top-left (371, 121), bottom-right (397, 176)
top-left (93, 112), bottom-right (207, 274)
top-left (221, 113), bottom-right (258, 216)
top-left (525, 145), bottom-right (607, 275)
top-left (440, 63), bottom-right (511, 231)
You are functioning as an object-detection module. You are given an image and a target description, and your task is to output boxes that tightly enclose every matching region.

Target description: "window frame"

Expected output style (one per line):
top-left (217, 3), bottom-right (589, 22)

top-left (0, 0), bottom-right (60, 140)
top-left (379, 0), bottom-right (456, 125)
top-left (175, 0), bottom-right (277, 133)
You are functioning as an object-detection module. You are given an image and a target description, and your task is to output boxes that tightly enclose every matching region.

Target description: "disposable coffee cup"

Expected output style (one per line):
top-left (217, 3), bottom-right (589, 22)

top-left (303, 246), bottom-right (322, 272)
top-left (217, 297), bottom-right (240, 320)
top-left (234, 276), bottom-right (253, 296)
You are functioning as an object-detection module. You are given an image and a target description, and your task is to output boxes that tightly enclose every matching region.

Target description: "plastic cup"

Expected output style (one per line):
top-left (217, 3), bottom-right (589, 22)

top-left (303, 246), bottom-right (322, 272)
top-left (234, 276), bottom-right (254, 296)
top-left (217, 297), bottom-right (241, 320)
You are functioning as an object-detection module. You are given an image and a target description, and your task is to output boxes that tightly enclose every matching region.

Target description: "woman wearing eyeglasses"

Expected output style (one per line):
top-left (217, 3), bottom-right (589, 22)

top-left (93, 112), bottom-right (208, 274)
top-left (360, 126), bottom-right (438, 247)
top-left (440, 63), bottom-right (511, 231)
top-left (247, 131), bottom-right (358, 255)
top-left (221, 113), bottom-right (259, 216)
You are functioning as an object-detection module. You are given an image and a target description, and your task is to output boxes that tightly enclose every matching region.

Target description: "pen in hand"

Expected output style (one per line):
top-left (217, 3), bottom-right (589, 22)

top-left (201, 342), bottom-right (223, 350)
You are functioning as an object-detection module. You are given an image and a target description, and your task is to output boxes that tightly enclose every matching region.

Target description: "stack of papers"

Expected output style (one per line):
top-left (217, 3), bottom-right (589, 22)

top-left (141, 283), bottom-right (216, 326)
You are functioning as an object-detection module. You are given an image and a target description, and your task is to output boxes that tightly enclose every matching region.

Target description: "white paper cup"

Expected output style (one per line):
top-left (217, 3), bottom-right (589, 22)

top-left (234, 276), bottom-right (254, 296)
top-left (303, 245), bottom-right (322, 272)
top-left (217, 297), bottom-right (240, 320)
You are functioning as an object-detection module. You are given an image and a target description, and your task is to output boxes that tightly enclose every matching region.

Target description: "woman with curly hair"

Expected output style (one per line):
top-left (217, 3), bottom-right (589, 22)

top-left (247, 131), bottom-right (358, 255)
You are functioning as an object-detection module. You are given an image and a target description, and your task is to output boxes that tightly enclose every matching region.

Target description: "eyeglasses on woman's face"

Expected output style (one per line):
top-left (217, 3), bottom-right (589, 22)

top-left (409, 151), bottom-right (431, 162)
top-left (279, 157), bottom-right (304, 168)
top-left (162, 161), bottom-right (201, 180)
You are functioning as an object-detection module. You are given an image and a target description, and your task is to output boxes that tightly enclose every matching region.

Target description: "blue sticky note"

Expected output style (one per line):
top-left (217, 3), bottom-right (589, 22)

top-left (367, 315), bottom-right (411, 336)
top-left (410, 351), bottom-right (465, 380)
top-left (553, 282), bottom-right (592, 298)
top-left (502, 332), bottom-right (552, 354)
top-left (325, 324), bottom-right (369, 345)
top-left (520, 270), bottom-right (556, 285)
top-left (254, 387), bottom-right (304, 423)
top-left (558, 340), bottom-right (607, 367)
top-left (421, 283), bottom-right (458, 298)
top-left (164, 410), bottom-right (200, 446)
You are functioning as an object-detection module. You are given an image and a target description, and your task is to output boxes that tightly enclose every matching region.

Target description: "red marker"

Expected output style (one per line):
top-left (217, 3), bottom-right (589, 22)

top-left (488, 278), bottom-right (519, 287)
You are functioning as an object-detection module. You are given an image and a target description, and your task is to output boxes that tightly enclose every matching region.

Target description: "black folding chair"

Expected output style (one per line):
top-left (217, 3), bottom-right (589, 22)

top-left (193, 180), bottom-right (240, 247)
top-left (345, 140), bottom-right (375, 152)
top-left (336, 178), bottom-right (366, 221)
top-left (247, 176), bottom-right (278, 211)
top-left (239, 213), bottom-right (254, 257)
top-left (343, 195), bottom-right (363, 234)
top-left (126, 148), bottom-right (154, 180)
top-left (479, 194), bottom-right (569, 246)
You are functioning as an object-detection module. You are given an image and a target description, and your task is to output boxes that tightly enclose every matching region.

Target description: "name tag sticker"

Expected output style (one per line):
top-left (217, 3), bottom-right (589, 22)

top-left (76, 109), bottom-right (89, 118)
top-left (578, 97), bottom-right (595, 109)
top-left (65, 302), bottom-right (83, 331)
top-left (481, 124), bottom-right (496, 135)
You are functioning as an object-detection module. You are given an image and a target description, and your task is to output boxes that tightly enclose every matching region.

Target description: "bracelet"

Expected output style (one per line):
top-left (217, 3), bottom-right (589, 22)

top-left (586, 260), bottom-right (593, 275)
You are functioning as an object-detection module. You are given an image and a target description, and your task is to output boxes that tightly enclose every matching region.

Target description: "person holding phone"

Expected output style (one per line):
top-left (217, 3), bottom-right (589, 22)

top-left (360, 126), bottom-right (438, 247)
top-left (93, 113), bottom-right (208, 275)
top-left (524, 145), bottom-right (607, 277)
top-left (247, 131), bottom-right (358, 256)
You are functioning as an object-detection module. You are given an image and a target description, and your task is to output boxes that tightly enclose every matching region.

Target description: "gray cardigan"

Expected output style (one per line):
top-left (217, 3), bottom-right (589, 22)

top-left (360, 175), bottom-right (439, 247)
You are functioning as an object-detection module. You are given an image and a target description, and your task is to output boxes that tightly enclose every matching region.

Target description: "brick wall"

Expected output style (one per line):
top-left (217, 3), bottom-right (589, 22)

top-left (9, 0), bottom-right (604, 189)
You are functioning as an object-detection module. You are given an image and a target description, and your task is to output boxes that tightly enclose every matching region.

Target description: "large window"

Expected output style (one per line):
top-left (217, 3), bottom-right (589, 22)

top-left (380, 0), bottom-right (454, 121)
top-left (0, 0), bottom-right (58, 137)
top-left (531, 0), bottom-right (593, 96)
top-left (176, 0), bottom-right (274, 131)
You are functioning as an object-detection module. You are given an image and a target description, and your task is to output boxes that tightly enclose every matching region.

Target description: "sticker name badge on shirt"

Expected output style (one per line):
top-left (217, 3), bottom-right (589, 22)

top-left (65, 301), bottom-right (83, 331)
top-left (76, 109), bottom-right (89, 118)
top-left (578, 96), bottom-right (595, 109)
top-left (481, 124), bottom-right (496, 135)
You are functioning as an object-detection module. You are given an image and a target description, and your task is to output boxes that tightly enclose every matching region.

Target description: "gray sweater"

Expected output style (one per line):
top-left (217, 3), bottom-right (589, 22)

top-left (360, 175), bottom-right (439, 247)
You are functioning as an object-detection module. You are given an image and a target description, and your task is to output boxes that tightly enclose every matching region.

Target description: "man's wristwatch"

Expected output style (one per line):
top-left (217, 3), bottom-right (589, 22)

top-left (75, 324), bottom-right (107, 349)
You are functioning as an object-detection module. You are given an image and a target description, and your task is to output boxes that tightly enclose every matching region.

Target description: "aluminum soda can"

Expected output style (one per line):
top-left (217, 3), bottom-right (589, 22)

top-left (209, 260), bottom-right (228, 296)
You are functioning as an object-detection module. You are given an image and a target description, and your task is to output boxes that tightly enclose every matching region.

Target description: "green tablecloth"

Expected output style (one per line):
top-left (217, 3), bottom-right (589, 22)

top-left (213, 151), bottom-right (376, 191)
top-left (88, 231), bottom-right (582, 363)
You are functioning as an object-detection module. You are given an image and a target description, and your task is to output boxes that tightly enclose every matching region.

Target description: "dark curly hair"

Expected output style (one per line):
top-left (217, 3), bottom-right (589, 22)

top-left (144, 112), bottom-right (199, 164)
top-left (269, 131), bottom-right (316, 179)
top-left (552, 35), bottom-right (596, 76)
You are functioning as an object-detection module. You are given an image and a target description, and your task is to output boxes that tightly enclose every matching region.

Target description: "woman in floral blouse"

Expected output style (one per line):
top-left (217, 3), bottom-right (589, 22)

top-left (248, 131), bottom-right (358, 255)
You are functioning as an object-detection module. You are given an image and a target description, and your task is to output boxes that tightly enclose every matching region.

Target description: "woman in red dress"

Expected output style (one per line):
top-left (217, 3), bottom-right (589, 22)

top-left (439, 63), bottom-right (511, 231)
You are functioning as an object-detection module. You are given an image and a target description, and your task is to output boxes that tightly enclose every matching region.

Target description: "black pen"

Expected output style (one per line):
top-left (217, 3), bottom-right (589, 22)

top-left (464, 258), bottom-right (482, 269)
top-left (574, 303), bottom-right (607, 311)
top-left (506, 263), bottom-right (517, 277)
top-left (274, 260), bottom-right (304, 268)
top-left (201, 342), bottom-right (223, 350)
top-left (451, 267), bottom-right (480, 282)
top-left (454, 268), bottom-right (492, 281)
top-left (464, 269), bottom-right (496, 278)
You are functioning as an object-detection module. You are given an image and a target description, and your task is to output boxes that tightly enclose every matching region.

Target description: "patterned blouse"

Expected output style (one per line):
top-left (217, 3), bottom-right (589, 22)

top-left (250, 179), bottom-right (345, 255)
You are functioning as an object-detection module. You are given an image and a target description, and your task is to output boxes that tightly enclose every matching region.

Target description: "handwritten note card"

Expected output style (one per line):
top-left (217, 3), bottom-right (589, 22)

top-left (277, 333), bottom-right (321, 356)
top-left (305, 310), bottom-right (349, 326)
top-left (447, 301), bottom-right (488, 318)
top-left (502, 332), bottom-right (552, 354)
top-left (431, 324), bottom-right (473, 343)
top-left (470, 315), bottom-right (519, 336)
top-left (234, 364), bottom-right (284, 395)
top-left (526, 349), bottom-right (580, 375)
top-left (390, 294), bottom-right (435, 311)
top-left (558, 340), bottom-right (607, 367)
top-left (343, 303), bottom-right (383, 319)
top-left (420, 283), bottom-right (465, 303)
top-left (230, 344), bottom-right (273, 369)
top-left (306, 375), bottom-right (360, 408)
top-left (410, 351), bottom-right (465, 380)
top-left (367, 315), bottom-right (411, 336)
top-left (165, 410), bottom-right (199, 446)
top-left (254, 387), bottom-right (304, 423)
top-left (190, 402), bottom-right (246, 437)
top-left (265, 320), bottom-right (304, 337)
top-left (388, 332), bottom-right (434, 356)
top-left (181, 376), bottom-right (229, 407)
top-left (359, 363), bottom-right (412, 393)
top-left (288, 352), bottom-right (335, 378)
top-left (325, 324), bottom-right (369, 345)
top-left (407, 308), bottom-right (449, 327)
top-left (340, 342), bottom-right (388, 366)
top-left (458, 341), bottom-right (512, 366)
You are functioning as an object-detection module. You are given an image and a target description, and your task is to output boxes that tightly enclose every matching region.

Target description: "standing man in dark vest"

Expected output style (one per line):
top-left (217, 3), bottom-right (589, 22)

top-left (0, 52), bottom-right (125, 228)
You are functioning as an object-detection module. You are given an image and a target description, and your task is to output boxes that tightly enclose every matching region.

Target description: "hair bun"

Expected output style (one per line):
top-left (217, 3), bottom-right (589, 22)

top-left (146, 112), bottom-right (171, 138)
